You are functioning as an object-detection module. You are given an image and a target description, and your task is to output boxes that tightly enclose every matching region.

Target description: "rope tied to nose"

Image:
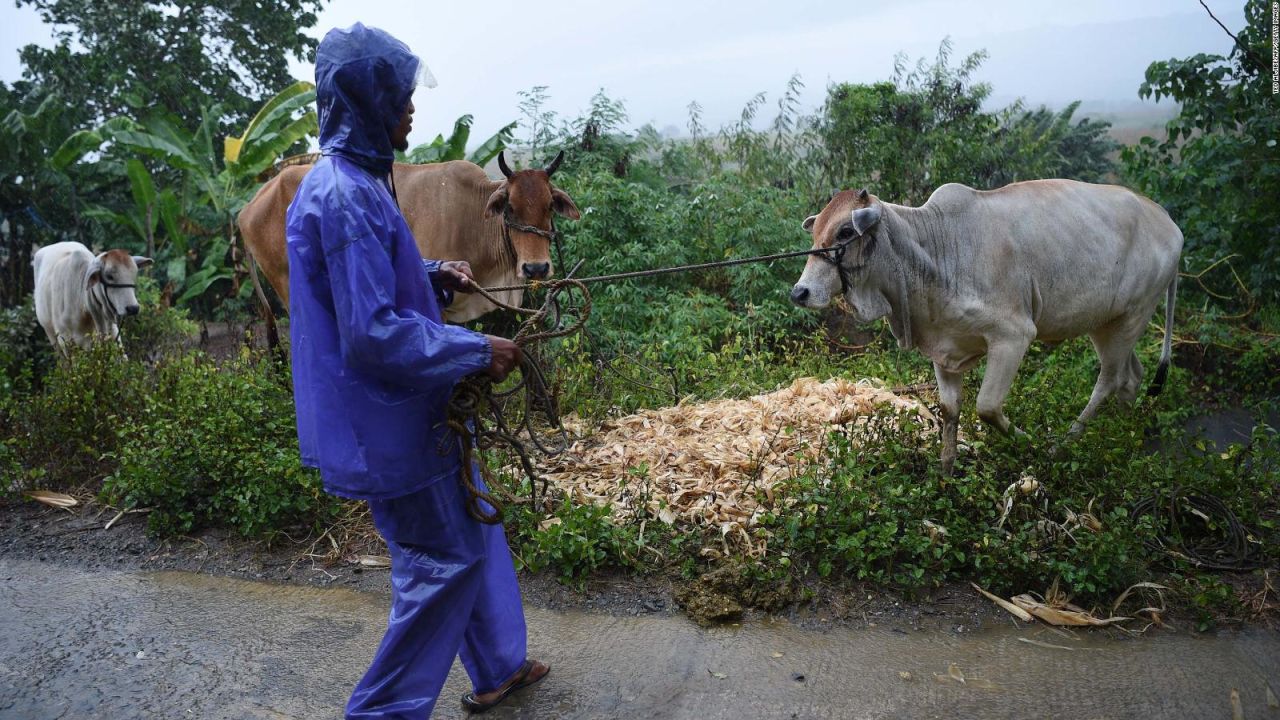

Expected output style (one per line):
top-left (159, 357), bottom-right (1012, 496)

top-left (444, 261), bottom-right (591, 524)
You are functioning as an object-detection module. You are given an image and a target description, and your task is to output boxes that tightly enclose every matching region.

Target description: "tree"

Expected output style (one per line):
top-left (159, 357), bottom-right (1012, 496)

top-left (63, 82), bottom-right (319, 309)
top-left (1122, 0), bottom-right (1280, 301)
top-left (15, 0), bottom-right (322, 128)
top-left (816, 40), bottom-right (1118, 205)
top-left (817, 41), bottom-right (1000, 205)
top-left (0, 85), bottom-right (119, 306)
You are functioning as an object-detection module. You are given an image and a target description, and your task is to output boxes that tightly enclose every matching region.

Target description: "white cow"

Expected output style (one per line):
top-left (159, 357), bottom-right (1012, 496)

top-left (791, 180), bottom-right (1182, 474)
top-left (32, 241), bottom-right (152, 353)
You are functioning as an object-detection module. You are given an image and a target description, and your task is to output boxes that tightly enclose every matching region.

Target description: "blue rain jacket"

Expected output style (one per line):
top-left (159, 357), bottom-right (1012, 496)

top-left (287, 23), bottom-right (492, 500)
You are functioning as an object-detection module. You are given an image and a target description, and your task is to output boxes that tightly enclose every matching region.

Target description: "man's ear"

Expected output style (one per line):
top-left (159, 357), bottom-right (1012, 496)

top-left (801, 215), bottom-right (818, 233)
top-left (484, 185), bottom-right (508, 218)
top-left (551, 188), bottom-right (580, 220)
top-left (133, 256), bottom-right (153, 269)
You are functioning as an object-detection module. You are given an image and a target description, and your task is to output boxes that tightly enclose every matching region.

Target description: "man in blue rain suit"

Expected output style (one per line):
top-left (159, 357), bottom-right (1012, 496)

top-left (286, 23), bottom-right (550, 718)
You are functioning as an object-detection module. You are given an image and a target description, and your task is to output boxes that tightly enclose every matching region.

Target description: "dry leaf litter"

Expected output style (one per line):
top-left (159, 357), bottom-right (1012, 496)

top-left (543, 377), bottom-right (933, 555)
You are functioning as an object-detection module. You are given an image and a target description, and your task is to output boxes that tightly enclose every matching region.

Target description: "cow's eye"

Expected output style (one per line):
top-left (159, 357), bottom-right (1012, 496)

top-left (836, 226), bottom-right (855, 241)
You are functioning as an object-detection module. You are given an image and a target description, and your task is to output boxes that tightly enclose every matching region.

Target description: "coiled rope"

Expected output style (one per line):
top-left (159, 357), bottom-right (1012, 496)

top-left (445, 261), bottom-right (590, 524)
top-left (1130, 486), bottom-right (1264, 570)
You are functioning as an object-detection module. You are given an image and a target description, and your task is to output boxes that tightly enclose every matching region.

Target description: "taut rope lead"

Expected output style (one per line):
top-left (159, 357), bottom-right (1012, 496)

top-left (478, 240), bottom-right (860, 293)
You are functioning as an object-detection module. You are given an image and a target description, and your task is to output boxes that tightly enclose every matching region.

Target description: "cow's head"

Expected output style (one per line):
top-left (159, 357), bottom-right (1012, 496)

top-left (86, 250), bottom-right (152, 317)
top-left (790, 188), bottom-right (886, 320)
top-left (484, 150), bottom-right (580, 281)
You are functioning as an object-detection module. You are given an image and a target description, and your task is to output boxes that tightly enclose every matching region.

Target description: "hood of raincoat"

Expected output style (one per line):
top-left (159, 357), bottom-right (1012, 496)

top-left (315, 23), bottom-right (419, 174)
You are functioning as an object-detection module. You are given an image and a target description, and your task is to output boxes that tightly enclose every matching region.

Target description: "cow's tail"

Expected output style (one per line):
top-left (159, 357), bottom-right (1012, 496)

top-left (1147, 273), bottom-right (1177, 397)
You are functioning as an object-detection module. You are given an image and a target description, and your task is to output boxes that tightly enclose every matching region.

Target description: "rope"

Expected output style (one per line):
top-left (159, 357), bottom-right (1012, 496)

top-left (1130, 486), bottom-right (1265, 570)
top-left (480, 245), bottom-right (840, 293)
top-left (445, 262), bottom-right (591, 524)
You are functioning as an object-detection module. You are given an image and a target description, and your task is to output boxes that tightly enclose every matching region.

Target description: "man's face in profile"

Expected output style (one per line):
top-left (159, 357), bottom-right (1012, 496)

top-left (391, 98), bottom-right (414, 152)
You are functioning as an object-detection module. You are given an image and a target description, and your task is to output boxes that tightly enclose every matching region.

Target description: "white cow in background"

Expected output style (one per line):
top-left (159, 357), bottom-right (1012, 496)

top-left (32, 241), bottom-right (151, 353)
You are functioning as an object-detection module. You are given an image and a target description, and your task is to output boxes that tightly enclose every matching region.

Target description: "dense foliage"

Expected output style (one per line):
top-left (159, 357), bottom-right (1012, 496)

top-left (14, 0), bottom-right (323, 128)
top-left (818, 42), bottom-right (1119, 206)
top-left (1122, 0), bottom-right (1280, 302)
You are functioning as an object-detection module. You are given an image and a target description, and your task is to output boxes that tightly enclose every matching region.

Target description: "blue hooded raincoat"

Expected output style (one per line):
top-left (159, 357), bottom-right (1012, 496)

top-left (287, 24), bottom-right (530, 719)
top-left (287, 24), bottom-right (492, 501)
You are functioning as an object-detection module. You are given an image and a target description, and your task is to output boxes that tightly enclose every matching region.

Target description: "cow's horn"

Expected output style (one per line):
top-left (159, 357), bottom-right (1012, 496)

top-left (544, 150), bottom-right (564, 177)
top-left (498, 151), bottom-right (514, 179)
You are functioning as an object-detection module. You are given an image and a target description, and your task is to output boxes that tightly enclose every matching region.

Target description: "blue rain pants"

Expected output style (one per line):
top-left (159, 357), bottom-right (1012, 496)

top-left (345, 469), bottom-right (527, 719)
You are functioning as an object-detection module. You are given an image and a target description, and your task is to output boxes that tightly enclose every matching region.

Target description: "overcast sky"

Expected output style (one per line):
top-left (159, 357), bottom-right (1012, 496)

top-left (0, 0), bottom-right (1242, 147)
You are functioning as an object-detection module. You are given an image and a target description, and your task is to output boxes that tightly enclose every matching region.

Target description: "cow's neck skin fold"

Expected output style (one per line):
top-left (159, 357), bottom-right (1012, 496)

top-left (857, 204), bottom-right (948, 351)
top-left (88, 280), bottom-right (117, 339)
top-left (887, 203), bottom-right (947, 291)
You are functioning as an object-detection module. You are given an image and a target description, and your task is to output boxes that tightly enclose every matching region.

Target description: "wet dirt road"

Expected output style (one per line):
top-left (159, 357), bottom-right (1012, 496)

top-left (0, 558), bottom-right (1276, 719)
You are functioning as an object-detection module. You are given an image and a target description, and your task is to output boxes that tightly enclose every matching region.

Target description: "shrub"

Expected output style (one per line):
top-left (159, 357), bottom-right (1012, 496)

top-left (2, 341), bottom-right (146, 491)
top-left (0, 297), bottom-right (55, 400)
top-left (102, 352), bottom-right (338, 537)
top-left (508, 494), bottom-right (640, 588)
top-left (119, 276), bottom-right (199, 363)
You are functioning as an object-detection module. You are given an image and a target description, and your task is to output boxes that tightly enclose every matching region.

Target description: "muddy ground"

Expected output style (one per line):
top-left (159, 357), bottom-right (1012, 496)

top-left (5, 492), bottom-right (1276, 636)
top-left (0, 496), bottom-right (1021, 635)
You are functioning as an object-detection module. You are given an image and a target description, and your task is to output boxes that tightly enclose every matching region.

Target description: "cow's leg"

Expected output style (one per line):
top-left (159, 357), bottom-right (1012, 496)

top-left (1069, 320), bottom-right (1146, 435)
top-left (1115, 350), bottom-right (1144, 405)
top-left (933, 363), bottom-right (963, 475)
top-left (975, 337), bottom-right (1032, 437)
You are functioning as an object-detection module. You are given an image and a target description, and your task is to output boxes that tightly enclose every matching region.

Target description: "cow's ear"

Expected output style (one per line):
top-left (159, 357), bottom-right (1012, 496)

top-left (484, 185), bottom-right (508, 218)
top-left (801, 215), bottom-right (818, 233)
top-left (851, 203), bottom-right (882, 236)
top-left (85, 256), bottom-right (103, 289)
top-left (133, 256), bottom-right (153, 269)
top-left (551, 188), bottom-right (580, 220)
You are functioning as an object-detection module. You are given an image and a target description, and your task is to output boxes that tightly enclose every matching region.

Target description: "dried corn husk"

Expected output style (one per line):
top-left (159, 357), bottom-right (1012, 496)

top-left (1010, 594), bottom-right (1131, 627)
top-left (971, 582), bottom-right (1034, 622)
top-left (543, 377), bottom-right (932, 553)
top-left (24, 490), bottom-right (78, 509)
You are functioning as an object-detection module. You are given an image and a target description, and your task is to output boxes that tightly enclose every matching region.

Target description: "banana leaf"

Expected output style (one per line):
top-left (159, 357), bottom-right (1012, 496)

top-left (49, 117), bottom-right (137, 169)
top-left (228, 111), bottom-right (319, 180)
top-left (125, 159), bottom-right (157, 228)
top-left (468, 121), bottom-right (517, 167)
top-left (112, 128), bottom-right (202, 172)
top-left (239, 85), bottom-right (315, 149)
top-left (50, 129), bottom-right (104, 170)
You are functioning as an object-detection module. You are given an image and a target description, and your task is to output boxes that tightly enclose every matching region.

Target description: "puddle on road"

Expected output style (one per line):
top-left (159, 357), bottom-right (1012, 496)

top-left (0, 558), bottom-right (1276, 719)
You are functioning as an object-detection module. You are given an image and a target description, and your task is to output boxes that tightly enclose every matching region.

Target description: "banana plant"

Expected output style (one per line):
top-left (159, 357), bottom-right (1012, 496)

top-left (60, 82), bottom-right (318, 307)
top-left (403, 114), bottom-right (517, 166)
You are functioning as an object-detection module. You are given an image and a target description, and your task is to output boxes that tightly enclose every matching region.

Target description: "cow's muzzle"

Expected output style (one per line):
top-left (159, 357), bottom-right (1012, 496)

top-left (522, 262), bottom-right (551, 280)
top-left (790, 285), bottom-right (810, 306)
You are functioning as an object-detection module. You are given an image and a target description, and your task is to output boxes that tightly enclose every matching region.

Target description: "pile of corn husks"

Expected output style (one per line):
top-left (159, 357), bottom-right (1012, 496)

top-left (544, 377), bottom-right (934, 554)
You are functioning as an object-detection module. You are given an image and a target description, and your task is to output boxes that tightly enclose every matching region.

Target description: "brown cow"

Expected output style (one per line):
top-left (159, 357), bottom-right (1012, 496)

top-left (238, 150), bottom-right (580, 322)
